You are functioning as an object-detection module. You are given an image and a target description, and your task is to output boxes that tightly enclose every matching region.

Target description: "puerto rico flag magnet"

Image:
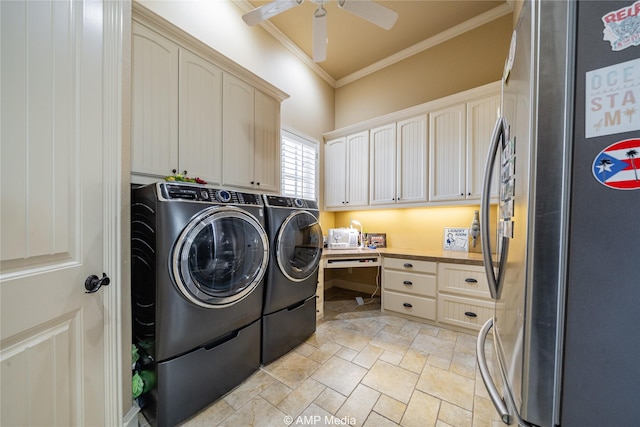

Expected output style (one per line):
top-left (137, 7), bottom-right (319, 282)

top-left (592, 139), bottom-right (640, 190)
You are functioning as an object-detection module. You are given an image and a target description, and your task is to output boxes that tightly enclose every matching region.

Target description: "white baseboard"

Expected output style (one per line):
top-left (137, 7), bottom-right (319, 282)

top-left (123, 404), bottom-right (140, 427)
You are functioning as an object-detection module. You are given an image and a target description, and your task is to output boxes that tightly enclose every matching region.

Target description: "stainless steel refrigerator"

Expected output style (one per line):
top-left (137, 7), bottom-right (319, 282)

top-left (476, 1), bottom-right (640, 426)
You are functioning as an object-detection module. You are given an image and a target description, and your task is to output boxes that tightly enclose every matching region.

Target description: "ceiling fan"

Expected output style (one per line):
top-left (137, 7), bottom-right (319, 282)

top-left (242, 0), bottom-right (399, 63)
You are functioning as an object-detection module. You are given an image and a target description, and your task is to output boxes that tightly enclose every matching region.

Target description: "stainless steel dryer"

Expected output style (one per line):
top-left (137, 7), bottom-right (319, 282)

top-left (131, 182), bottom-right (268, 427)
top-left (262, 195), bottom-right (323, 364)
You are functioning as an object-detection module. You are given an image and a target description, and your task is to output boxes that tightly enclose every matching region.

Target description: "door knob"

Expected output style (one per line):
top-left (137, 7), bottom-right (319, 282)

top-left (85, 273), bottom-right (110, 293)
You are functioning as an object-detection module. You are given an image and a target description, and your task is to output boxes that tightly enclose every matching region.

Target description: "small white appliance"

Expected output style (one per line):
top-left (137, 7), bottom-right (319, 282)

top-left (328, 228), bottom-right (359, 249)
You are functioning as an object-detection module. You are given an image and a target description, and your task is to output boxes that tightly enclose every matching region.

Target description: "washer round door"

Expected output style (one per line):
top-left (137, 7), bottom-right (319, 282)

top-left (276, 211), bottom-right (323, 282)
top-left (172, 206), bottom-right (269, 308)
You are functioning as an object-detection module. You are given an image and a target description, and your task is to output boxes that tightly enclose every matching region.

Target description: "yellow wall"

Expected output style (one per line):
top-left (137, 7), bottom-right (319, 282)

top-left (330, 205), bottom-right (497, 253)
top-left (334, 14), bottom-right (513, 128)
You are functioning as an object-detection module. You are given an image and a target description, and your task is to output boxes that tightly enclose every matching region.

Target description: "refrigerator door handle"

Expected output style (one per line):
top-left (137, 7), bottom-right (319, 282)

top-left (477, 318), bottom-right (511, 424)
top-left (481, 117), bottom-right (506, 299)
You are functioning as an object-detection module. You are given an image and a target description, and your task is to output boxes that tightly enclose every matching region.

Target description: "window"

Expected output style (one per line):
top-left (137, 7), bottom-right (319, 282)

top-left (280, 128), bottom-right (318, 200)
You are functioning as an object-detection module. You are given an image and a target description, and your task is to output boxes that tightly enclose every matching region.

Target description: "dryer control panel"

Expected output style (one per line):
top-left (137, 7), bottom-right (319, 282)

top-left (158, 183), bottom-right (263, 205)
top-left (264, 195), bottom-right (318, 209)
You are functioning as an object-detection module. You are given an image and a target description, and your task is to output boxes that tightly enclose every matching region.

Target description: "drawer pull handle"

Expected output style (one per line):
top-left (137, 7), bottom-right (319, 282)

top-left (403, 303), bottom-right (413, 308)
top-left (465, 278), bottom-right (478, 283)
top-left (464, 311), bottom-right (478, 318)
top-left (403, 280), bottom-right (413, 285)
top-left (403, 263), bottom-right (413, 268)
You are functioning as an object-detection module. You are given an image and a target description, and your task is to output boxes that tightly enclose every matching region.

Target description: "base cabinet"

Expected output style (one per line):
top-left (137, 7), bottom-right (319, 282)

top-left (437, 263), bottom-right (492, 331)
top-left (381, 258), bottom-right (437, 321)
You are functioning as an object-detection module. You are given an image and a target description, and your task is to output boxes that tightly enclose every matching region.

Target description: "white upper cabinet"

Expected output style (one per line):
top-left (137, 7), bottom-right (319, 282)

top-left (370, 116), bottom-right (427, 206)
top-left (178, 49), bottom-right (223, 185)
top-left (131, 15), bottom-right (286, 190)
top-left (370, 124), bottom-right (397, 205)
top-left (324, 131), bottom-right (369, 209)
top-left (131, 23), bottom-right (179, 178)
top-left (253, 91), bottom-right (281, 193)
top-left (429, 104), bottom-right (466, 201)
top-left (397, 115), bottom-right (428, 204)
top-left (429, 94), bottom-right (500, 202)
top-left (466, 94), bottom-right (500, 200)
top-left (222, 74), bottom-right (255, 188)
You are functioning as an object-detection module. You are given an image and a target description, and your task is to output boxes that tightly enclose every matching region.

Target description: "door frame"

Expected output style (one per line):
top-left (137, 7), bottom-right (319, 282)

top-left (103, 0), bottom-right (131, 424)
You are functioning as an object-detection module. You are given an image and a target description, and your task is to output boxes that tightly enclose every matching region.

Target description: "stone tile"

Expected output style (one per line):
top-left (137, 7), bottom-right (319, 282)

top-left (455, 332), bottom-right (477, 356)
top-left (353, 344), bottom-right (385, 369)
top-left (416, 365), bottom-right (475, 411)
top-left (295, 342), bottom-right (317, 357)
top-left (314, 387), bottom-right (347, 415)
top-left (399, 349), bottom-right (428, 374)
top-left (472, 395), bottom-right (502, 427)
top-left (400, 389), bottom-right (441, 427)
top-left (439, 400), bottom-right (472, 427)
top-left (308, 341), bottom-right (342, 364)
top-left (361, 360), bottom-right (418, 404)
top-left (373, 394), bottom-right (406, 424)
top-left (399, 320), bottom-right (424, 340)
top-left (260, 380), bottom-right (293, 407)
top-left (370, 328), bottom-right (414, 355)
top-left (181, 398), bottom-right (234, 426)
top-left (451, 350), bottom-right (477, 379)
top-left (418, 323), bottom-right (441, 337)
top-left (379, 350), bottom-right (403, 366)
top-left (426, 353), bottom-right (452, 370)
top-left (437, 328), bottom-right (459, 344)
top-left (312, 355), bottom-right (368, 396)
top-left (295, 403), bottom-right (335, 425)
top-left (222, 370), bottom-right (276, 410)
top-left (217, 396), bottom-right (286, 427)
top-left (335, 346), bottom-right (359, 362)
top-left (277, 377), bottom-right (326, 418)
top-left (261, 351), bottom-right (321, 390)
top-left (363, 411), bottom-right (401, 426)
top-left (336, 384), bottom-right (380, 427)
top-left (411, 332), bottom-right (456, 359)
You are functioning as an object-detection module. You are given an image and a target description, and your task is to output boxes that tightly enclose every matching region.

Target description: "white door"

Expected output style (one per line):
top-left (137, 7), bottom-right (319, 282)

top-left (1, 1), bottom-right (122, 425)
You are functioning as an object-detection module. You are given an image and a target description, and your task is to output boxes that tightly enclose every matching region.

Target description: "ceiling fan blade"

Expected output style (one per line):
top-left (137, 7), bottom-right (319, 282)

top-left (337, 0), bottom-right (398, 30)
top-left (312, 6), bottom-right (327, 62)
top-left (242, 0), bottom-right (303, 26)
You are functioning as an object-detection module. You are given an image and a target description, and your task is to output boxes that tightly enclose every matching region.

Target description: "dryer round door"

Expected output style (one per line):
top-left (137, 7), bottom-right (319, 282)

top-left (276, 211), bottom-right (323, 282)
top-left (171, 206), bottom-right (268, 308)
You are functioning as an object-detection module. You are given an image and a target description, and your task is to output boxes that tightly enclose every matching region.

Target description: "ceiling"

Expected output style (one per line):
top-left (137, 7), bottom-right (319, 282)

top-left (239, 0), bottom-right (512, 86)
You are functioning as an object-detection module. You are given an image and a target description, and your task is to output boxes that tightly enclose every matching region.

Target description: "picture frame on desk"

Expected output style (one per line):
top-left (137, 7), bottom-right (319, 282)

top-left (365, 233), bottom-right (386, 248)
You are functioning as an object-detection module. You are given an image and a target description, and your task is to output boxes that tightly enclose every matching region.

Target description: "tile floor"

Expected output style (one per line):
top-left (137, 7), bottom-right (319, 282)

top-left (173, 288), bottom-right (501, 427)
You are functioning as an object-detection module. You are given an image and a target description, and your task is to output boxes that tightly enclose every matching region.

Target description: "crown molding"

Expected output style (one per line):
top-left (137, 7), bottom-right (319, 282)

top-left (336, 3), bottom-right (513, 87)
top-left (235, 1), bottom-right (513, 89)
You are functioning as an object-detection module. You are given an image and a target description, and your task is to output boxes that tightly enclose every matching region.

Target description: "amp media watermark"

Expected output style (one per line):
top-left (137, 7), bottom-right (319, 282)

top-left (284, 414), bottom-right (357, 425)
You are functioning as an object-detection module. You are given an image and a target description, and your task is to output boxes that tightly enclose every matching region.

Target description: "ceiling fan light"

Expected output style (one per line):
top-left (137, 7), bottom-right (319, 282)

top-left (337, 0), bottom-right (398, 30)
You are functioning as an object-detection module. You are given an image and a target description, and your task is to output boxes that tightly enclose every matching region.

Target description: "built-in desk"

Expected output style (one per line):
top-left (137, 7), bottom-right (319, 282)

top-left (317, 248), bottom-right (488, 327)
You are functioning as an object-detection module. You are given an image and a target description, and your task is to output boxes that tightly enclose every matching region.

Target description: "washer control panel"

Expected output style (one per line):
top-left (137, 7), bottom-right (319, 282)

top-left (158, 183), bottom-right (263, 205)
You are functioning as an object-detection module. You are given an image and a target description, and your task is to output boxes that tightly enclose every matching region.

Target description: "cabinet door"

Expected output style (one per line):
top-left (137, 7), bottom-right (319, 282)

top-left (324, 137), bottom-right (347, 208)
top-left (429, 104), bottom-right (466, 202)
top-left (397, 115), bottom-right (428, 203)
top-left (254, 90), bottom-right (281, 193)
top-left (178, 49), bottom-right (223, 185)
top-left (346, 131), bottom-right (369, 207)
top-left (222, 74), bottom-right (254, 188)
top-left (370, 124), bottom-right (397, 205)
top-left (131, 23), bottom-right (179, 178)
top-left (466, 94), bottom-right (500, 200)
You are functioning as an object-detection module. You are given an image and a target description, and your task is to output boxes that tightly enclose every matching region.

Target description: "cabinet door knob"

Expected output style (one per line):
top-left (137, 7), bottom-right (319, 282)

top-left (403, 263), bottom-right (413, 268)
top-left (403, 280), bottom-right (413, 285)
top-left (251, 181), bottom-right (255, 184)
top-left (403, 302), bottom-right (413, 308)
top-left (172, 169), bottom-right (177, 174)
top-left (465, 278), bottom-right (478, 283)
top-left (464, 311), bottom-right (478, 318)
top-left (183, 170), bottom-right (187, 175)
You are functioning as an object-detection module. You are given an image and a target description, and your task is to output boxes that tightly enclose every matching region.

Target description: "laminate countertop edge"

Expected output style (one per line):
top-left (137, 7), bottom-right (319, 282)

top-left (321, 248), bottom-right (489, 266)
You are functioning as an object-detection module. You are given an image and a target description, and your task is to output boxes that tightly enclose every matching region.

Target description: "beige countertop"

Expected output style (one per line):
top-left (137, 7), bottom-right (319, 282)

top-left (321, 247), bottom-right (486, 266)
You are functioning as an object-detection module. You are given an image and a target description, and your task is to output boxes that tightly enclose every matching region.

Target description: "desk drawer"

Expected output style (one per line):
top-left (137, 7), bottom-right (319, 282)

top-left (383, 257), bottom-right (436, 274)
top-left (383, 290), bottom-right (436, 321)
top-left (437, 294), bottom-right (493, 331)
top-left (383, 270), bottom-right (436, 297)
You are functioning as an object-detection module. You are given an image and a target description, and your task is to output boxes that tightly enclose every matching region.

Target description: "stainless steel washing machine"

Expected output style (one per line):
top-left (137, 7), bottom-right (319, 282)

top-left (131, 182), bottom-right (268, 426)
top-left (262, 195), bottom-right (323, 364)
